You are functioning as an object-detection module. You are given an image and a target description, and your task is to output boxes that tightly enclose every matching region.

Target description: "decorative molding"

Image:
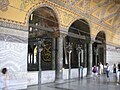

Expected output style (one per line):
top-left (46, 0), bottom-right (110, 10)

top-left (0, 21), bottom-right (28, 31)
top-left (0, 0), bottom-right (9, 11)
top-left (20, 0), bottom-right (41, 10)
top-left (0, 33), bottom-right (28, 43)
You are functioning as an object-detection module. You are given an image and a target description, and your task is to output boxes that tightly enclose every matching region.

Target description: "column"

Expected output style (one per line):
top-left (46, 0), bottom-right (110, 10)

top-left (84, 44), bottom-right (87, 67)
top-left (76, 45), bottom-right (81, 79)
top-left (55, 35), bottom-right (64, 82)
top-left (78, 51), bottom-right (81, 79)
top-left (87, 41), bottom-right (93, 77)
top-left (95, 48), bottom-right (98, 65)
top-left (66, 43), bottom-right (72, 80)
top-left (38, 40), bottom-right (43, 85)
top-left (52, 38), bottom-right (56, 70)
top-left (68, 51), bottom-right (72, 79)
top-left (103, 45), bottom-right (106, 65)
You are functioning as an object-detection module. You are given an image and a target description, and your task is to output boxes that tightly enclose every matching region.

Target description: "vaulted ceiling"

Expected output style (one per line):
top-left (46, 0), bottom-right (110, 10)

top-left (53, 0), bottom-right (120, 32)
top-left (0, 0), bottom-right (120, 33)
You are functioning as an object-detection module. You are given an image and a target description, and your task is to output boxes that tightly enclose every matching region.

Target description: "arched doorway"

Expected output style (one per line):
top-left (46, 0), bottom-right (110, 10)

top-left (27, 7), bottom-right (59, 84)
top-left (64, 19), bottom-right (91, 79)
top-left (93, 31), bottom-right (106, 67)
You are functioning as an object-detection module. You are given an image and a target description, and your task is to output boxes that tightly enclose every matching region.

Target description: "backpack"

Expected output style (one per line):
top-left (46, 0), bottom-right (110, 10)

top-left (92, 66), bottom-right (97, 73)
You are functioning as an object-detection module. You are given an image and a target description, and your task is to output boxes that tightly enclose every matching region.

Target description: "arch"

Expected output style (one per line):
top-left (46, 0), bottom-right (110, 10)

top-left (92, 31), bottom-right (106, 72)
top-left (64, 19), bottom-right (91, 70)
top-left (68, 19), bottom-right (91, 43)
top-left (27, 6), bottom-right (59, 71)
top-left (95, 31), bottom-right (106, 43)
top-left (25, 3), bottom-right (60, 29)
top-left (66, 17), bottom-right (91, 36)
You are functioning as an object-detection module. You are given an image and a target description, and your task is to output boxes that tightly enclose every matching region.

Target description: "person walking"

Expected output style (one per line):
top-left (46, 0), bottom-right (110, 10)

top-left (113, 64), bottom-right (116, 74)
top-left (0, 68), bottom-right (8, 90)
top-left (113, 64), bottom-right (117, 83)
top-left (92, 65), bottom-right (98, 80)
top-left (98, 62), bottom-right (103, 75)
top-left (116, 63), bottom-right (120, 85)
top-left (106, 63), bottom-right (110, 81)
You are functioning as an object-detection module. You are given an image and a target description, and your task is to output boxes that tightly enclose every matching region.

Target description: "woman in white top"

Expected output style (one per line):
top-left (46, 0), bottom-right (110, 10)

top-left (0, 68), bottom-right (8, 90)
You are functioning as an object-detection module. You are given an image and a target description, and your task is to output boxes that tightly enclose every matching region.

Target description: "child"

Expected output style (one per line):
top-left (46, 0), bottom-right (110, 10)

top-left (0, 68), bottom-right (8, 90)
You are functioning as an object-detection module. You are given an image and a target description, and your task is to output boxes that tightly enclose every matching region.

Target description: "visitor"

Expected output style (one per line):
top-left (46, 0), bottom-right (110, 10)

top-left (92, 65), bottom-right (98, 80)
top-left (98, 62), bottom-right (103, 75)
top-left (113, 64), bottom-right (116, 74)
top-left (106, 63), bottom-right (110, 81)
top-left (0, 68), bottom-right (8, 90)
top-left (116, 62), bottom-right (120, 85)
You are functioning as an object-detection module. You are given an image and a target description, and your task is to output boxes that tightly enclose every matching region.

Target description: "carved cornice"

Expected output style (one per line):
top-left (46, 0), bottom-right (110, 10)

top-left (0, 33), bottom-right (28, 43)
top-left (0, 21), bottom-right (28, 31)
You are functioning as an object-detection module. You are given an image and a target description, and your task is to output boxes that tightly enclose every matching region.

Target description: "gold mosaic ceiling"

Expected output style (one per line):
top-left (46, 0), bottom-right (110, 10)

top-left (0, 0), bottom-right (120, 32)
top-left (54, 0), bottom-right (120, 32)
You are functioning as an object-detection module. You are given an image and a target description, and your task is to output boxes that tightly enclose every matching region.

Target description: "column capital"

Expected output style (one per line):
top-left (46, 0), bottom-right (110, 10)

top-left (52, 30), bottom-right (67, 38)
top-left (90, 36), bottom-right (95, 43)
top-left (90, 40), bottom-right (95, 44)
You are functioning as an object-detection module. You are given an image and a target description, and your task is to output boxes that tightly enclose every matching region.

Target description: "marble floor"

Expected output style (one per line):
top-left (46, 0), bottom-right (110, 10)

top-left (27, 74), bottom-right (120, 90)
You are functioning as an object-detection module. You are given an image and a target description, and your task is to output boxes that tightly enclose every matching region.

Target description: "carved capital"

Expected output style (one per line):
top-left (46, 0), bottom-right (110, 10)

top-left (52, 30), bottom-right (67, 38)
top-left (52, 30), bottom-right (60, 38)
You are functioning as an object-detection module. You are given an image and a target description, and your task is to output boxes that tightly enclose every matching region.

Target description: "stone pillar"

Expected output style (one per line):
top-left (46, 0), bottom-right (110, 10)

top-left (84, 44), bottom-right (87, 67)
top-left (87, 41), bottom-right (93, 77)
top-left (38, 40), bottom-right (44, 85)
top-left (55, 34), bottom-right (64, 82)
top-left (68, 51), bottom-right (72, 79)
top-left (95, 48), bottom-right (98, 65)
top-left (78, 51), bottom-right (81, 79)
top-left (52, 38), bottom-right (56, 70)
top-left (76, 45), bottom-right (81, 79)
top-left (103, 45), bottom-right (106, 65)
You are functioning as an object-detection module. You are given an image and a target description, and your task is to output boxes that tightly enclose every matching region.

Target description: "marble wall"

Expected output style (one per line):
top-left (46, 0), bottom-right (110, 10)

top-left (106, 45), bottom-right (120, 71)
top-left (63, 68), bottom-right (87, 80)
top-left (0, 26), bottom-right (28, 89)
top-left (27, 68), bottom-right (87, 86)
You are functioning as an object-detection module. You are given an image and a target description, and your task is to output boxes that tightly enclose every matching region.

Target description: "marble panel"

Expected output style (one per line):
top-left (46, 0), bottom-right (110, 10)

top-left (27, 71), bottom-right (38, 86)
top-left (106, 45), bottom-right (120, 71)
top-left (0, 41), bottom-right (28, 89)
top-left (41, 70), bottom-right (55, 84)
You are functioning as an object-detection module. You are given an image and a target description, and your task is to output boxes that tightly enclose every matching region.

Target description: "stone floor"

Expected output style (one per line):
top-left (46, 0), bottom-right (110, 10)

top-left (27, 74), bottom-right (120, 90)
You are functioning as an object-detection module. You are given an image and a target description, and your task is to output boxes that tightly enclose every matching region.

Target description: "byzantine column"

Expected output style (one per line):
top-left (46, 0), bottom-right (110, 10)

top-left (52, 38), bottom-right (56, 70)
top-left (55, 30), bottom-right (66, 82)
top-left (87, 40), bottom-right (94, 77)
